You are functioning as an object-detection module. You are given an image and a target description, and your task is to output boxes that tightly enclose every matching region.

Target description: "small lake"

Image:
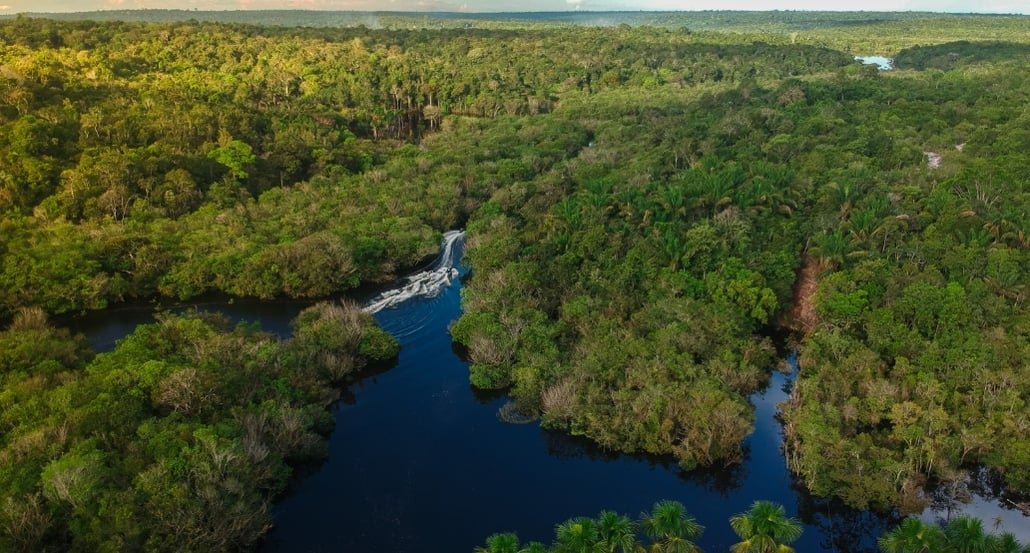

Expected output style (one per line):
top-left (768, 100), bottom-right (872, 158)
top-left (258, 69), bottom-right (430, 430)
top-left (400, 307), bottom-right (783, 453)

top-left (66, 235), bottom-right (1027, 551)
top-left (855, 55), bottom-right (894, 70)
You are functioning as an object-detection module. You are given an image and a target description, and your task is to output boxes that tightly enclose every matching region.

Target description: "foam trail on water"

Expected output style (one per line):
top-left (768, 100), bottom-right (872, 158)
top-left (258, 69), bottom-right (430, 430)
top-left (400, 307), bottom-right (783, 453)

top-left (362, 230), bottom-right (464, 314)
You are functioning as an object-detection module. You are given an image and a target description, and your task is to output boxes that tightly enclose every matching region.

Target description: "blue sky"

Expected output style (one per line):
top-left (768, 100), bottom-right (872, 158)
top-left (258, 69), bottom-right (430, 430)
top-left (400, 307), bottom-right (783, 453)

top-left (0, 0), bottom-right (1026, 14)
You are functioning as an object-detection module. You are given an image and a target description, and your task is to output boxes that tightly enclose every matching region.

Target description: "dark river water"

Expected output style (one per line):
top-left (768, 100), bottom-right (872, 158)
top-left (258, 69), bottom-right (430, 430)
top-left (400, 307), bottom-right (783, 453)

top-left (64, 236), bottom-right (1027, 552)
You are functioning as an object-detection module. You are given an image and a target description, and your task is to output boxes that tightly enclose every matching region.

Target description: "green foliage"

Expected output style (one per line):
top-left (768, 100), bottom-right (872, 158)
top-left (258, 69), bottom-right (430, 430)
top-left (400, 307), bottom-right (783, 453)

top-left (451, 36), bottom-right (1030, 494)
top-left (0, 10), bottom-right (1028, 540)
top-left (895, 41), bottom-right (1030, 71)
top-left (705, 259), bottom-right (779, 326)
top-left (878, 517), bottom-right (946, 553)
top-left (359, 326), bottom-right (401, 361)
top-left (729, 500), bottom-right (803, 553)
top-left (2, 19), bottom-right (617, 316)
top-left (596, 510), bottom-right (638, 553)
top-left (879, 517), bottom-right (1028, 553)
top-left (0, 302), bottom-right (386, 552)
top-left (477, 500), bottom-right (705, 553)
top-left (475, 532), bottom-right (523, 553)
top-left (467, 500), bottom-right (1030, 553)
top-left (208, 139), bottom-right (256, 181)
top-left (640, 500), bottom-right (706, 553)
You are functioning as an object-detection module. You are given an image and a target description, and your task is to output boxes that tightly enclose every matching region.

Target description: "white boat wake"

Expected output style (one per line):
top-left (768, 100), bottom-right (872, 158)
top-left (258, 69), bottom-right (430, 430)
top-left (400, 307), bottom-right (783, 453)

top-left (362, 230), bottom-right (464, 314)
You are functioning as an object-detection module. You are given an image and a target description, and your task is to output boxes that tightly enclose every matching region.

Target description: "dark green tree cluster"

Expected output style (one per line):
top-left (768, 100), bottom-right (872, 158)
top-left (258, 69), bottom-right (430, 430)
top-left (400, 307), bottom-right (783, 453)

top-left (0, 302), bottom-right (396, 552)
top-left (452, 39), bottom-right (1029, 506)
top-left (478, 504), bottom-right (1030, 553)
top-left (476, 500), bottom-right (803, 553)
top-left (894, 41), bottom-right (1030, 71)
top-left (878, 516), bottom-right (1028, 553)
top-left (0, 11), bottom-right (1027, 544)
top-left (779, 56), bottom-right (1030, 509)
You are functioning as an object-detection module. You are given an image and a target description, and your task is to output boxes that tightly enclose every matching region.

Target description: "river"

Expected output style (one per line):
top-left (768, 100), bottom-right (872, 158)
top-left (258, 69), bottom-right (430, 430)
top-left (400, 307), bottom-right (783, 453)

top-left (260, 234), bottom-right (891, 552)
top-left (65, 233), bottom-right (1026, 552)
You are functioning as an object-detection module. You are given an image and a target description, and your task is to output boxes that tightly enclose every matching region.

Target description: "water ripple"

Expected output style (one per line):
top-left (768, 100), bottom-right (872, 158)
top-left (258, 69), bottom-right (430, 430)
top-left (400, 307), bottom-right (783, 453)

top-left (363, 230), bottom-right (465, 340)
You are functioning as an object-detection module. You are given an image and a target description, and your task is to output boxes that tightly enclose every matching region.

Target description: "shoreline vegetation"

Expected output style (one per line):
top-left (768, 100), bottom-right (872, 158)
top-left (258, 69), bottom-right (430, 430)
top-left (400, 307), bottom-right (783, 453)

top-left (474, 501), bottom-right (1028, 553)
top-left (0, 10), bottom-right (1027, 552)
top-left (0, 303), bottom-right (398, 551)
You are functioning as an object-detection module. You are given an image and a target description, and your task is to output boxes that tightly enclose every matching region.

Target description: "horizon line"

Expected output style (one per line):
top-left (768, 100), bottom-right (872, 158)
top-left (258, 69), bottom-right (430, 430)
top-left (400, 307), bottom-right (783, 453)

top-left (4, 8), bottom-right (1028, 15)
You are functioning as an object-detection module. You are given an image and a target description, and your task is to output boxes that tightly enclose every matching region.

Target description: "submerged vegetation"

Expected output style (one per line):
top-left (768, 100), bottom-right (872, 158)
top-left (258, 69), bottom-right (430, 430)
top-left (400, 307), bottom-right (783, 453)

top-left (0, 10), bottom-right (1028, 551)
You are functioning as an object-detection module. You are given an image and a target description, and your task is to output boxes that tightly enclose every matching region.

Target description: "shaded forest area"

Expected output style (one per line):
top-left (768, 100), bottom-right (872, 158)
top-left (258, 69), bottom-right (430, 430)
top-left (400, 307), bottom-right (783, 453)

top-left (0, 13), bottom-right (1028, 552)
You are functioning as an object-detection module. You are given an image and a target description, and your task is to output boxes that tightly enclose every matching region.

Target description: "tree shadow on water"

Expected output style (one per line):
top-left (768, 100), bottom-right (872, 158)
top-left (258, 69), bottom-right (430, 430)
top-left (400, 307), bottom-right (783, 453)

top-left (794, 487), bottom-right (899, 553)
top-left (539, 428), bottom-right (748, 496)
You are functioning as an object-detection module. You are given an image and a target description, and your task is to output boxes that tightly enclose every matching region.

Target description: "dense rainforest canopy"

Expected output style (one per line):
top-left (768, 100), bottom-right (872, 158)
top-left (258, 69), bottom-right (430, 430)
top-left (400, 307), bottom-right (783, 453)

top-left (0, 11), bottom-right (1027, 552)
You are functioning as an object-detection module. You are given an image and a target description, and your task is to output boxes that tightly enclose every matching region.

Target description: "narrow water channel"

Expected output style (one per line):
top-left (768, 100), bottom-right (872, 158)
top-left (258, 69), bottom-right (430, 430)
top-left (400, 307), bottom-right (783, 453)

top-left (256, 235), bottom-right (889, 553)
top-left (64, 234), bottom-right (1026, 552)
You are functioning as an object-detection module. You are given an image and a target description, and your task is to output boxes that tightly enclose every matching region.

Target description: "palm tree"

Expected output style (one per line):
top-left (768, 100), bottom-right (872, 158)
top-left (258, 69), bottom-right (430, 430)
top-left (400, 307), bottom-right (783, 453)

top-left (819, 181), bottom-right (857, 219)
top-left (596, 510), bottom-right (639, 553)
top-left (729, 500), bottom-right (803, 553)
top-left (518, 542), bottom-right (550, 553)
top-left (554, 516), bottom-right (600, 553)
top-left (808, 228), bottom-right (854, 269)
top-left (944, 516), bottom-right (991, 553)
top-left (877, 517), bottom-right (945, 553)
top-left (986, 532), bottom-right (1028, 553)
top-left (639, 500), bottom-right (704, 553)
top-left (475, 532), bottom-right (522, 553)
top-left (657, 183), bottom-right (687, 222)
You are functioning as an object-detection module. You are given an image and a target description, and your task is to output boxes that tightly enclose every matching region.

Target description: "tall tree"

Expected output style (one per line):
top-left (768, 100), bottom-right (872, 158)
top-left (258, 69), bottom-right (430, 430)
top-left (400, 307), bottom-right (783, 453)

top-left (943, 517), bottom-right (991, 553)
top-left (596, 510), bottom-right (639, 553)
top-left (639, 500), bottom-right (704, 553)
top-left (877, 517), bottom-right (945, 553)
top-left (728, 501), bottom-right (803, 553)
top-left (553, 516), bottom-right (600, 553)
top-left (475, 532), bottom-right (522, 553)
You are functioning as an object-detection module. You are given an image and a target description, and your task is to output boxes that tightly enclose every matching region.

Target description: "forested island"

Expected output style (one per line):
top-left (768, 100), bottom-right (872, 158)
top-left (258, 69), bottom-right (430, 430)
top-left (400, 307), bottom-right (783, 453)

top-left (0, 10), bottom-right (1027, 552)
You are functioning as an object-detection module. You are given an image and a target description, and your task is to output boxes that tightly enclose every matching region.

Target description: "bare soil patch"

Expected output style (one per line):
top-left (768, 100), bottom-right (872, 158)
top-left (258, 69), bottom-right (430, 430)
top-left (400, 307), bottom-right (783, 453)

top-left (783, 255), bottom-right (823, 335)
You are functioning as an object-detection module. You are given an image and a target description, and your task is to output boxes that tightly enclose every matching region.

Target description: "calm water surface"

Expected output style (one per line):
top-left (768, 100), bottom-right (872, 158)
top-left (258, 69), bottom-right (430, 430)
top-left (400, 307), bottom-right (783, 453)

top-left (855, 55), bottom-right (894, 70)
top-left (257, 239), bottom-right (888, 553)
top-left (66, 237), bottom-right (1026, 552)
